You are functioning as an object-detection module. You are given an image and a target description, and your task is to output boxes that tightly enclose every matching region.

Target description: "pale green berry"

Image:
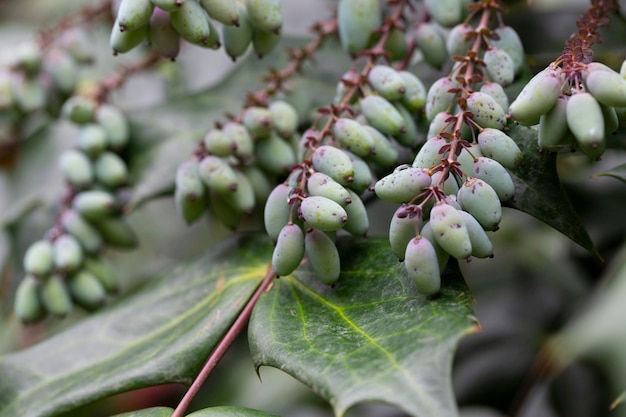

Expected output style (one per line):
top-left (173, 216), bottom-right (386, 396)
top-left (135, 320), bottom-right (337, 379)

top-left (41, 274), bottom-right (72, 317)
top-left (429, 202), bottom-right (472, 259)
top-left (305, 229), bottom-right (340, 284)
top-left (374, 167), bottom-right (431, 204)
top-left (368, 65), bottom-right (406, 101)
top-left (457, 178), bottom-right (502, 231)
top-left (272, 223), bottom-right (304, 276)
top-left (404, 237), bottom-right (441, 295)
top-left (68, 270), bottom-right (106, 310)
top-left (23, 240), bottom-right (54, 278)
top-left (264, 183), bottom-right (293, 241)
top-left (299, 196), bottom-right (348, 232)
top-left (477, 128), bottom-right (522, 169)
top-left (14, 276), bottom-right (46, 324)
top-left (471, 157), bottom-right (515, 202)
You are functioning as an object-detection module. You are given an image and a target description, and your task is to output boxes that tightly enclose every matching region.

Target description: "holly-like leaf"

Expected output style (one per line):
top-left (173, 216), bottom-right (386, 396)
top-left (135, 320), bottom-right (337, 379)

top-left (186, 406), bottom-right (280, 417)
top-left (0, 235), bottom-right (273, 417)
top-left (592, 162), bottom-right (626, 184)
top-left (505, 124), bottom-right (599, 257)
top-left (249, 238), bottom-right (478, 417)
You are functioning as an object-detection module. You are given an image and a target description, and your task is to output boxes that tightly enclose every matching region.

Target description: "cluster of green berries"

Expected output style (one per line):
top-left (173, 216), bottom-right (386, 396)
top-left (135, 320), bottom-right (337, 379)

top-left (367, 5), bottom-right (526, 295)
top-left (509, 59), bottom-right (626, 158)
top-left (175, 100), bottom-right (300, 229)
top-left (14, 100), bottom-right (136, 323)
top-left (0, 29), bottom-right (94, 145)
top-left (111, 0), bottom-right (283, 60)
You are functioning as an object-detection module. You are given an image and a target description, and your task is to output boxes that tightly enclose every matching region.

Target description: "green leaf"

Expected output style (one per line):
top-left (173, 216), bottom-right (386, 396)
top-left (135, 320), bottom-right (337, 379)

top-left (547, 245), bottom-right (626, 413)
top-left (0, 235), bottom-right (273, 417)
top-left (186, 405), bottom-right (280, 417)
top-left (592, 162), bottom-right (626, 183)
top-left (249, 238), bottom-right (477, 417)
top-left (505, 124), bottom-right (599, 257)
top-left (110, 407), bottom-right (174, 417)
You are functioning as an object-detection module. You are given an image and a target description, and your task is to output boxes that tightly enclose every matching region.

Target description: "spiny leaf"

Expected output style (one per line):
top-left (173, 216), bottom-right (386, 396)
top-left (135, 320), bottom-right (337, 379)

top-left (505, 124), bottom-right (599, 258)
top-left (249, 238), bottom-right (477, 417)
top-left (0, 235), bottom-right (273, 417)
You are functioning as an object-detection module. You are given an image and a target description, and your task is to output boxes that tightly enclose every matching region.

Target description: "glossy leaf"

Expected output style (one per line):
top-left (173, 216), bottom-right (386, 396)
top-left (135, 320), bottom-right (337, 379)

top-left (0, 236), bottom-right (272, 417)
top-left (505, 124), bottom-right (599, 257)
top-left (249, 238), bottom-right (477, 417)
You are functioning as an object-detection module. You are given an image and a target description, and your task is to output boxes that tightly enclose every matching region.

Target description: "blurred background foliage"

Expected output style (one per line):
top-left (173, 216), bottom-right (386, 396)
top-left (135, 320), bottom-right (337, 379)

top-left (1, 1), bottom-right (626, 416)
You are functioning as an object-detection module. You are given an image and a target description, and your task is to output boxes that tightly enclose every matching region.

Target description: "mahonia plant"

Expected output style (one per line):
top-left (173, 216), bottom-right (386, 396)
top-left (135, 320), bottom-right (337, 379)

top-left (3, 0), bottom-right (626, 416)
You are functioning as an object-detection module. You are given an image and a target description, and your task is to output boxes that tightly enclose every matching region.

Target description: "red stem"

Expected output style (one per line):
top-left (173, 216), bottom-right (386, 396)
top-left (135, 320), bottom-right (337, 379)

top-left (171, 267), bottom-right (277, 417)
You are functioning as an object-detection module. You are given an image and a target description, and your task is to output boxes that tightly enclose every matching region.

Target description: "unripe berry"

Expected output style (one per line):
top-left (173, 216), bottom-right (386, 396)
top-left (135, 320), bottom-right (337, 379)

top-left (457, 178), bottom-right (502, 231)
top-left (332, 117), bottom-right (375, 157)
top-left (404, 237), bottom-right (441, 295)
top-left (343, 189), bottom-right (369, 237)
top-left (337, 0), bottom-right (381, 56)
top-left (466, 92), bottom-right (507, 130)
top-left (53, 234), bottom-right (84, 272)
top-left (368, 65), bottom-right (406, 101)
top-left (41, 274), bottom-right (72, 317)
top-left (360, 95), bottom-right (406, 137)
top-left (374, 167), bottom-right (431, 204)
top-left (429, 202), bottom-right (472, 260)
top-left (300, 196), bottom-right (348, 232)
top-left (23, 240), bottom-right (54, 278)
top-left (311, 145), bottom-right (354, 185)
top-left (272, 223), bottom-right (304, 276)
top-left (476, 128), bottom-right (522, 169)
top-left (305, 229), bottom-right (340, 284)
top-left (264, 183), bottom-right (293, 241)
top-left (14, 276), bottom-right (46, 324)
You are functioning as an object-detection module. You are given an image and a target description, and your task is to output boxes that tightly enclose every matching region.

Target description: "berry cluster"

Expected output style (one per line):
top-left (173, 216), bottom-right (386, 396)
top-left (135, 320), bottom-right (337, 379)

top-left (370, 0), bottom-right (525, 295)
top-left (0, 29), bottom-right (95, 161)
top-left (111, 0), bottom-right (283, 60)
top-left (175, 100), bottom-right (299, 229)
top-left (509, 0), bottom-right (625, 157)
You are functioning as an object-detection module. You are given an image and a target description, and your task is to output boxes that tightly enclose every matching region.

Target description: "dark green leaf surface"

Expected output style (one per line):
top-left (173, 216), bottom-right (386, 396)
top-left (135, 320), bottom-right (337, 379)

top-left (110, 407), bottom-right (174, 417)
top-left (505, 124), bottom-right (599, 257)
top-left (186, 405), bottom-right (280, 417)
top-left (0, 235), bottom-right (273, 417)
top-left (592, 162), bottom-right (626, 183)
top-left (249, 238), bottom-right (477, 417)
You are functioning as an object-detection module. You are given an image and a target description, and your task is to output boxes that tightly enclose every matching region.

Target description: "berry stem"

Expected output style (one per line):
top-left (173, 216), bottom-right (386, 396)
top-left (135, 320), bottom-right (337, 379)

top-left (37, 0), bottom-right (114, 50)
top-left (171, 266), bottom-right (277, 417)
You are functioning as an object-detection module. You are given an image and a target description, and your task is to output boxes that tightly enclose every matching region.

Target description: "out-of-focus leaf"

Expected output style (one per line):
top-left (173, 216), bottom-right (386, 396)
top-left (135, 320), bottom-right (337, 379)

top-left (0, 235), bottom-right (273, 417)
top-left (547, 244), bottom-right (626, 416)
top-left (506, 124), bottom-right (599, 257)
top-left (592, 162), bottom-right (626, 183)
top-left (186, 405), bottom-right (280, 417)
top-left (249, 238), bottom-right (478, 417)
